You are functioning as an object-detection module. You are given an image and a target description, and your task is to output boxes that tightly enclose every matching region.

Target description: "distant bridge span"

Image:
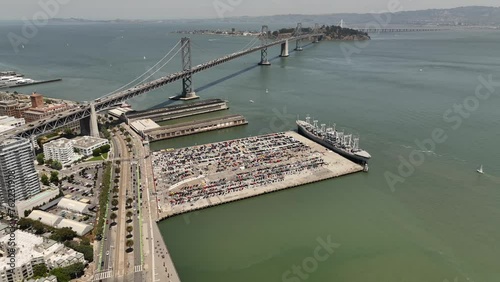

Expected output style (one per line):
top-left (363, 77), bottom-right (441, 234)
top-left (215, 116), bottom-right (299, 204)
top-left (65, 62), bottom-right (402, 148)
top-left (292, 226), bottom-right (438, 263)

top-left (8, 29), bottom-right (324, 139)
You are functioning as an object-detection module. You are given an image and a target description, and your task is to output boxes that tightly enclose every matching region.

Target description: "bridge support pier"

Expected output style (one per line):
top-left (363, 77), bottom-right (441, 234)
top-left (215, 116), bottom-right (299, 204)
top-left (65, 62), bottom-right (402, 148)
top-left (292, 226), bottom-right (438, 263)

top-left (89, 103), bottom-right (99, 138)
top-left (280, 40), bottom-right (289, 57)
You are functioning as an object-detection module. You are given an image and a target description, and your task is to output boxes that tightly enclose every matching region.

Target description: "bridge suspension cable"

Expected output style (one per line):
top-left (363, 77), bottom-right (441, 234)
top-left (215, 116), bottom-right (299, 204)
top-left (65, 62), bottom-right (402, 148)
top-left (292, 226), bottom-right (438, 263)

top-left (125, 40), bottom-right (187, 89)
top-left (238, 35), bottom-right (260, 51)
top-left (100, 40), bottom-right (182, 98)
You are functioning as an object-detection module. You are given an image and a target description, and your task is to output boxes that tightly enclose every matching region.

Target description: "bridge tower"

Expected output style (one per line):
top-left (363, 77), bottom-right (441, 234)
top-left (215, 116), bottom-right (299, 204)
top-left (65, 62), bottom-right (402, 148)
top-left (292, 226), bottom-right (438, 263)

top-left (295, 23), bottom-right (303, 51)
top-left (89, 103), bottom-right (99, 138)
top-left (258, 25), bottom-right (271, 66)
top-left (179, 37), bottom-right (199, 100)
top-left (312, 23), bottom-right (320, 43)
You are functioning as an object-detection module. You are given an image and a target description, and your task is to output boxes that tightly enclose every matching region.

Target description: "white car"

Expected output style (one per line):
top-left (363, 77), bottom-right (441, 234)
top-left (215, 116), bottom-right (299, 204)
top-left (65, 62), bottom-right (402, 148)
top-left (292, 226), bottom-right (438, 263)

top-left (106, 250), bottom-right (109, 256)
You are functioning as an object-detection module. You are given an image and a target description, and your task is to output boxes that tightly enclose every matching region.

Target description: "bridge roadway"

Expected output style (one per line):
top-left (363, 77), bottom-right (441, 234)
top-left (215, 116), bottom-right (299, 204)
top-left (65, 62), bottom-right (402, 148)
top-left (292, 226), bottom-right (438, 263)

top-left (6, 33), bottom-right (323, 139)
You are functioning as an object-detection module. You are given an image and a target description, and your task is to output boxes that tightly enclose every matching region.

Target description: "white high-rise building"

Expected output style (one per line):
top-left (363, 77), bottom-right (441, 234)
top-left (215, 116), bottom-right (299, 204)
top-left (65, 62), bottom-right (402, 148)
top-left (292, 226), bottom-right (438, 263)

top-left (0, 137), bottom-right (41, 208)
top-left (43, 138), bottom-right (75, 164)
top-left (0, 230), bottom-right (87, 282)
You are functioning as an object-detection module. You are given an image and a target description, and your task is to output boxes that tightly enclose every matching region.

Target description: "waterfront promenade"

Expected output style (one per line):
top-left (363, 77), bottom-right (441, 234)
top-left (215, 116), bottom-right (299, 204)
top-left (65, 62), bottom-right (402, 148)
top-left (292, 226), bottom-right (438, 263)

top-left (153, 131), bottom-right (364, 219)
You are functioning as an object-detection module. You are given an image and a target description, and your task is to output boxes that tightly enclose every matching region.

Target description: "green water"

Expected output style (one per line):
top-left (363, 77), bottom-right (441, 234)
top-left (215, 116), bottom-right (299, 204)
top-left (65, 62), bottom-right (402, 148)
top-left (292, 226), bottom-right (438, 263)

top-left (1, 23), bottom-right (499, 281)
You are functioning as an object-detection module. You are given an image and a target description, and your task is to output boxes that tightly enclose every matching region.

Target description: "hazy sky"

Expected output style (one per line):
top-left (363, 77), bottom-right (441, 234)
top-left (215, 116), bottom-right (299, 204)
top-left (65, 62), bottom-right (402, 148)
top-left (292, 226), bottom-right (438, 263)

top-left (0, 0), bottom-right (498, 20)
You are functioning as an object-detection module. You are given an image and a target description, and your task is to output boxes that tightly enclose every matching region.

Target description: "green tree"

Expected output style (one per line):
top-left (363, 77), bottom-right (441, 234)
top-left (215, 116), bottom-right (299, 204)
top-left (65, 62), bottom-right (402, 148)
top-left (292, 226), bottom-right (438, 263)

top-left (111, 199), bottom-right (119, 209)
top-left (51, 160), bottom-right (63, 170)
top-left (63, 128), bottom-right (74, 136)
top-left (115, 167), bottom-right (120, 174)
top-left (41, 174), bottom-right (50, 186)
top-left (45, 158), bottom-right (53, 165)
top-left (100, 144), bottom-right (111, 153)
top-left (66, 241), bottom-right (93, 262)
top-left (126, 239), bottom-right (134, 249)
top-left (36, 153), bottom-right (45, 165)
top-left (50, 262), bottom-right (85, 282)
top-left (92, 148), bottom-right (101, 157)
top-left (126, 197), bottom-right (133, 207)
top-left (110, 212), bottom-right (117, 223)
top-left (17, 218), bottom-right (32, 230)
top-left (32, 264), bottom-right (48, 278)
top-left (114, 178), bottom-right (119, 184)
top-left (125, 137), bottom-right (131, 143)
top-left (126, 211), bottom-right (133, 221)
top-left (50, 171), bottom-right (59, 184)
top-left (126, 225), bottom-right (133, 235)
top-left (49, 227), bottom-right (77, 242)
top-left (24, 209), bottom-right (31, 217)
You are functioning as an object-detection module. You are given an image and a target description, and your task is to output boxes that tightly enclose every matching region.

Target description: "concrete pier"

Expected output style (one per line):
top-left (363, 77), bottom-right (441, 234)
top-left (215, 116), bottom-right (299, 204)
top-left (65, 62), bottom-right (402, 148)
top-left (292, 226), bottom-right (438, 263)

top-left (280, 40), bottom-right (289, 57)
top-left (152, 131), bottom-right (363, 220)
top-left (0, 78), bottom-right (62, 90)
top-left (145, 114), bottom-right (247, 141)
top-left (126, 99), bottom-right (229, 123)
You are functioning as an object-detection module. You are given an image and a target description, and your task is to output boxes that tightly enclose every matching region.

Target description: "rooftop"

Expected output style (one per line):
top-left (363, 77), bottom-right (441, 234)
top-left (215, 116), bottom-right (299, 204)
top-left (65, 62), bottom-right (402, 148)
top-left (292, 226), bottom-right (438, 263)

top-left (130, 118), bottom-right (160, 132)
top-left (27, 210), bottom-right (93, 236)
top-left (72, 136), bottom-right (108, 149)
top-left (57, 198), bottom-right (90, 213)
top-left (0, 230), bottom-right (58, 268)
top-left (0, 136), bottom-right (29, 148)
top-left (44, 137), bottom-right (73, 148)
top-left (16, 189), bottom-right (60, 206)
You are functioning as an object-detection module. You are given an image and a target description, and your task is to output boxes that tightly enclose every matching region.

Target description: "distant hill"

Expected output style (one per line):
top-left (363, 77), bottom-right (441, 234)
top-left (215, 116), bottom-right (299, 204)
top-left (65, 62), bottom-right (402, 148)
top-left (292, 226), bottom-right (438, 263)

top-left (47, 6), bottom-right (500, 27)
top-left (202, 6), bottom-right (500, 27)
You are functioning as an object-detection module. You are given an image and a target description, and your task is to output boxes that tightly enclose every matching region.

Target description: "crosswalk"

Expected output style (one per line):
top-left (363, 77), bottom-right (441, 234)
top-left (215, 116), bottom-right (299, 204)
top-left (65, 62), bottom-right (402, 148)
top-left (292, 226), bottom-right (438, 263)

top-left (93, 270), bottom-right (113, 280)
top-left (134, 265), bottom-right (143, 272)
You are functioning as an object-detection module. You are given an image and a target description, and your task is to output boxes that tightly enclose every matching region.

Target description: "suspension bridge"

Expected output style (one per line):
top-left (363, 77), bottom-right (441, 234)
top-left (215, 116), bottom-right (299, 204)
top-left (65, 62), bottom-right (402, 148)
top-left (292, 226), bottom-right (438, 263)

top-left (5, 24), bottom-right (324, 139)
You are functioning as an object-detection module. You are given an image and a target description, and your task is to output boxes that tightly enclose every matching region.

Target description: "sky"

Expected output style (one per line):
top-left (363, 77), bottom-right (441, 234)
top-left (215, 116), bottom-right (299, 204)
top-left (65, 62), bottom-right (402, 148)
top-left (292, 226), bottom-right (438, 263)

top-left (0, 0), bottom-right (498, 20)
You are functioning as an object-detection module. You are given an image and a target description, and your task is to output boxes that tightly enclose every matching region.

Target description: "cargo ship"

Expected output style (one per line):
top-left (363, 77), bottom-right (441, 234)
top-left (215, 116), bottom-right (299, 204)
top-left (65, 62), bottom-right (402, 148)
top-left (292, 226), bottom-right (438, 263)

top-left (297, 115), bottom-right (371, 171)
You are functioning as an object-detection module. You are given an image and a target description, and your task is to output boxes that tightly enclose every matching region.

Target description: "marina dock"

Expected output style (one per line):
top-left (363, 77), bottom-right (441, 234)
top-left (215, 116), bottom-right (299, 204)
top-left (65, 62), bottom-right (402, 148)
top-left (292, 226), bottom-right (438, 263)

top-left (152, 131), bottom-right (364, 220)
top-left (0, 79), bottom-right (62, 89)
top-left (126, 99), bottom-right (228, 122)
top-left (144, 114), bottom-right (247, 141)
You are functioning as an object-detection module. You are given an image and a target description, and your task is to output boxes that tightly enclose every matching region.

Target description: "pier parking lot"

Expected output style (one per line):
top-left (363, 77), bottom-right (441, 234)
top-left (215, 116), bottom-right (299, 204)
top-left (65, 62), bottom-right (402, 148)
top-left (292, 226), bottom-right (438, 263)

top-left (153, 131), bottom-right (364, 218)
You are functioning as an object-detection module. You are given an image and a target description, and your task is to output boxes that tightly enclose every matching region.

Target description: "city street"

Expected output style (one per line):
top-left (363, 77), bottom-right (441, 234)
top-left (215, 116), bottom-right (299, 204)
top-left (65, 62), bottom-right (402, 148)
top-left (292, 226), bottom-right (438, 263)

top-left (91, 123), bottom-right (180, 282)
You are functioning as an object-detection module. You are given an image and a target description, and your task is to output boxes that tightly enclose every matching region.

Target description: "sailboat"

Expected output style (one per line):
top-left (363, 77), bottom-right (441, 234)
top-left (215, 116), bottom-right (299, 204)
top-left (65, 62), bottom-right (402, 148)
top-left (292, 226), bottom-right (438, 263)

top-left (477, 165), bottom-right (484, 174)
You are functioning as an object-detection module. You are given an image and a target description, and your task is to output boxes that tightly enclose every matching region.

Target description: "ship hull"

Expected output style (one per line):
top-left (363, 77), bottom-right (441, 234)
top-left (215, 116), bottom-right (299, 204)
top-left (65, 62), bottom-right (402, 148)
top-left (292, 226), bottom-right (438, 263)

top-left (297, 123), bottom-right (369, 165)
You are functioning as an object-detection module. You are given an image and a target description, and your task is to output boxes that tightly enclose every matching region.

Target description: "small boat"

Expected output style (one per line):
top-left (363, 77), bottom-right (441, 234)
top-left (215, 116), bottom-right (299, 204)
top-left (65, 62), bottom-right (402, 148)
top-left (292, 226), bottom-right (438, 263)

top-left (143, 56), bottom-right (146, 60)
top-left (265, 89), bottom-right (269, 93)
top-left (477, 165), bottom-right (484, 174)
top-left (249, 100), bottom-right (254, 103)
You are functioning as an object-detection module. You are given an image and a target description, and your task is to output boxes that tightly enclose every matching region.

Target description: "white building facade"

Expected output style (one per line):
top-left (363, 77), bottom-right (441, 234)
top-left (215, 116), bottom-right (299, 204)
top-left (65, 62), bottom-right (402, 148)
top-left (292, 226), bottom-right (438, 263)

top-left (0, 115), bottom-right (25, 127)
top-left (71, 136), bottom-right (109, 156)
top-left (0, 230), bottom-right (86, 282)
top-left (43, 138), bottom-right (75, 164)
